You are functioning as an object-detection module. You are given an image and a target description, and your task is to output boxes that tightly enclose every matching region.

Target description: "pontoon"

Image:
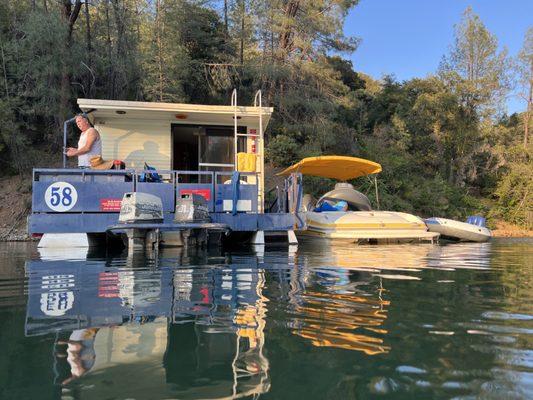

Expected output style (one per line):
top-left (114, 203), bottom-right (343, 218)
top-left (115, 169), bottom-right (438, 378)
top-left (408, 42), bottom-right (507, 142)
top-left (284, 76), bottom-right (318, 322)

top-left (278, 156), bottom-right (439, 244)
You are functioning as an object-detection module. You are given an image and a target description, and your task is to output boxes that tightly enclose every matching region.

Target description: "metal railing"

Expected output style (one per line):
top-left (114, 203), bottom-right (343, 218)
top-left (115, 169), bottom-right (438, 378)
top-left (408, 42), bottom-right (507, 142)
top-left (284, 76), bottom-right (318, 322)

top-left (32, 168), bottom-right (262, 214)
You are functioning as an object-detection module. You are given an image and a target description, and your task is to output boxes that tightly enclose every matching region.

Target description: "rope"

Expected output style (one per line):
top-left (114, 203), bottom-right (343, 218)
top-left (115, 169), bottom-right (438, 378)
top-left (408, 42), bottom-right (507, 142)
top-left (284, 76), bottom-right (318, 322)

top-left (231, 171), bottom-right (240, 215)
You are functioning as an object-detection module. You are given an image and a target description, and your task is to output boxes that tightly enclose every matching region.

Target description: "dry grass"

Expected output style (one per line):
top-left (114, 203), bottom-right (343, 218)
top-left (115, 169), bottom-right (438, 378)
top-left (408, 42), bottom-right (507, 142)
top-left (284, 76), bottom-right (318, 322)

top-left (491, 220), bottom-right (533, 237)
top-left (0, 174), bottom-right (33, 240)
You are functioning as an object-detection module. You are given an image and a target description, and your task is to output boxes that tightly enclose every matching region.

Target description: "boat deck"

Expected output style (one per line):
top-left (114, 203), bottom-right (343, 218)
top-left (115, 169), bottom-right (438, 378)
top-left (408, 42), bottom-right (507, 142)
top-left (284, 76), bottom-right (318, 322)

top-left (28, 168), bottom-right (304, 235)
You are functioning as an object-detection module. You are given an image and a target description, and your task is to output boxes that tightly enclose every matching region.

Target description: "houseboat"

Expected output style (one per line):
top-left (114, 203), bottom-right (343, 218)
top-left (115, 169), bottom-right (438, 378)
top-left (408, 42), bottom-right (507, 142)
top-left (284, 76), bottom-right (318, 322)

top-left (29, 91), bottom-right (304, 248)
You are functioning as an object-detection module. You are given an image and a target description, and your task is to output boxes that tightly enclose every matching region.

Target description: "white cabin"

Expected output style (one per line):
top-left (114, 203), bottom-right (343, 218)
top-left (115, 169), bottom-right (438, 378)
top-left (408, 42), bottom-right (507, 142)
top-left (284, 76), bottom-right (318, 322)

top-left (78, 94), bottom-right (272, 211)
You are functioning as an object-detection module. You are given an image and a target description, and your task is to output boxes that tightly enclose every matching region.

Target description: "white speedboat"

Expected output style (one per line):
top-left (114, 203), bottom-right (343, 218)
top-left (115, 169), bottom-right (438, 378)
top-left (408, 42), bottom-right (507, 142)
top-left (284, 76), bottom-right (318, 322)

top-left (425, 217), bottom-right (491, 242)
top-left (304, 210), bottom-right (438, 243)
top-left (278, 156), bottom-right (439, 244)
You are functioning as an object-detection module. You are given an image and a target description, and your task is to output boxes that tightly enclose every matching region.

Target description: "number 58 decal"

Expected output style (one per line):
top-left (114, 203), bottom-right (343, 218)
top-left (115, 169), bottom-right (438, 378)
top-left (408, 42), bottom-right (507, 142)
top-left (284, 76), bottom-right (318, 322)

top-left (45, 182), bottom-right (78, 212)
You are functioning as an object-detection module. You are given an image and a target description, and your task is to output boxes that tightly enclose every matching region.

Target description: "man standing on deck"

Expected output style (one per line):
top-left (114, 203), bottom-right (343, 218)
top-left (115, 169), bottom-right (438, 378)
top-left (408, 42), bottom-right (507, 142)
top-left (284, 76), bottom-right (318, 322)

top-left (65, 114), bottom-right (102, 168)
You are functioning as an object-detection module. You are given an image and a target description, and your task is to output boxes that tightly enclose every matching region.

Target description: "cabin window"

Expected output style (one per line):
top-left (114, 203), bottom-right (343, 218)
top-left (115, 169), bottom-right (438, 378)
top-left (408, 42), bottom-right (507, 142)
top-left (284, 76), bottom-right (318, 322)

top-left (172, 125), bottom-right (200, 173)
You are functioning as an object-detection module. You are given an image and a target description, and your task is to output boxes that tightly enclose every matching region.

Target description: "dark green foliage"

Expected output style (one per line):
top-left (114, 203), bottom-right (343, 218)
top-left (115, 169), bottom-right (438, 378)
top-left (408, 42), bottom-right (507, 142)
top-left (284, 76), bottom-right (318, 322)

top-left (0, 1), bottom-right (529, 226)
top-left (266, 135), bottom-right (299, 167)
top-left (489, 147), bottom-right (533, 226)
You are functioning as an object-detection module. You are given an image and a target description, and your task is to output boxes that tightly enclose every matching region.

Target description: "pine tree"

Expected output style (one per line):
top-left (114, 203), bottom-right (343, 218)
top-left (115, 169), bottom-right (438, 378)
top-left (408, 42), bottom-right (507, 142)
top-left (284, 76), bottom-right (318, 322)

top-left (517, 27), bottom-right (533, 148)
top-left (439, 7), bottom-right (510, 117)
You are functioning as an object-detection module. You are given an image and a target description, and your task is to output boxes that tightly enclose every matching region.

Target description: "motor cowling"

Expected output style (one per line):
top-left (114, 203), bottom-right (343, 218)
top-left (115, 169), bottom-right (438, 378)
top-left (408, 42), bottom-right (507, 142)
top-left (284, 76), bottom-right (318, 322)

top-left (119, 192), bottom-right (163, 224)
top-left (174, 194), bottom-right (210, 223)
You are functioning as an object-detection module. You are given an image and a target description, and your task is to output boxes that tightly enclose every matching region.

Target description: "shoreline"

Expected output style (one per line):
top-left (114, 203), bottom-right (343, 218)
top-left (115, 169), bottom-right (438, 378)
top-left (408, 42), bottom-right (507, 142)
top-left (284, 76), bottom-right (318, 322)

top-left (1, 229), bottom-right (531, 243)
top-left (0, 229), bottom-right (35, 242)
top-left (490, 220), bottom-right (533, 238)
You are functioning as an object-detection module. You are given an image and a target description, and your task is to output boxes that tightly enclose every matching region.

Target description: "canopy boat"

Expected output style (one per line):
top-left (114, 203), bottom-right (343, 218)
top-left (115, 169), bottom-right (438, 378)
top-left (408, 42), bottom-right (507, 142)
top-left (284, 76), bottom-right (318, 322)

top-left (278, 156), bottom-right (439, 244)
top-left (424, 216), bottom-right (491, 242)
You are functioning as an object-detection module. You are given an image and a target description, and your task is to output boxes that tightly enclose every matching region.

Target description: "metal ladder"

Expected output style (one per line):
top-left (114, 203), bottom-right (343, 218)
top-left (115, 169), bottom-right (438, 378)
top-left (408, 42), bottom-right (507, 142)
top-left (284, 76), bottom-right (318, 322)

top-left (231, 89), bottom-right (265, 212)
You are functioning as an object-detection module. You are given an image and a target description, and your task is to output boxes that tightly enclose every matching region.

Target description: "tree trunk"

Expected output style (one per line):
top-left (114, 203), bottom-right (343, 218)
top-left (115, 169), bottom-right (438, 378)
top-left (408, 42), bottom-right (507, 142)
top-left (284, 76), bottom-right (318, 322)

top-left (448, 158), bottom-right (454, 184)
top-left (84, 1), bottom-right (91, 59)
top-left (155, 0), bottom-right (164, 101)
top-left (277, 0), bottom-right (300, 60)
top-left (59, 0), bottom-right (82, 145)
top-left (111, 0), bottom-right (126, 98)
top-left (1, 44), bottom-right (9, 98)
top-left (224, 0), bottom-right (228, 37)
top-left (105, 1), bottom-right (114, 98)
top-left (84, 0), bottom-right (92, 96)
top-left (524, 68), bottom-right (532, 148)
top-left (240, 0), bottom-right (245, 66)
top-left (525, 106), bottom-right (531, 148)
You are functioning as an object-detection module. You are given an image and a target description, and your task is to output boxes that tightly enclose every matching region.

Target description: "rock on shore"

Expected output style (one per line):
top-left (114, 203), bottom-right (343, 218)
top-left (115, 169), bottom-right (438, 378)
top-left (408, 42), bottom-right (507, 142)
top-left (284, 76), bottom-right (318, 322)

top-left (0, 228), bottom-right (35, 242)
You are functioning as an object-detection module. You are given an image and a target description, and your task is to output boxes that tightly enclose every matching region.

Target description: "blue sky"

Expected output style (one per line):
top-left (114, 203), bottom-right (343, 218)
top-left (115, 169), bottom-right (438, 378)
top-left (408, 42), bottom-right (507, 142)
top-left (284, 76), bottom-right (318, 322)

top-left (344, 0), bottom-right (533, 114)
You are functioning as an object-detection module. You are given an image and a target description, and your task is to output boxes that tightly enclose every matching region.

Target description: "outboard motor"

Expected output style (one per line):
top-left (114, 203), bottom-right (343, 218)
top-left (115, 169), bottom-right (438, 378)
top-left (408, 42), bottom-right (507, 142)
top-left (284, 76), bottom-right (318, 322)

top-left (174, 194), bottom-right (210, 223)
top-left (164, 194), bottom-right (210, 248)
top-left (117, 192), bottom-right (164, 254)
top-left (317, 182), bottom-right (372, 211)
top-left (119, 192), bottom-right (163, 224)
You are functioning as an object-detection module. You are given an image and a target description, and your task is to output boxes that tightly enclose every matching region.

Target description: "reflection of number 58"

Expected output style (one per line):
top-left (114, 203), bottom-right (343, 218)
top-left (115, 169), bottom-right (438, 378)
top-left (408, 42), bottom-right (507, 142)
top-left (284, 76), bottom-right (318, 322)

top-left (50, 186), bottom-right (73, 206)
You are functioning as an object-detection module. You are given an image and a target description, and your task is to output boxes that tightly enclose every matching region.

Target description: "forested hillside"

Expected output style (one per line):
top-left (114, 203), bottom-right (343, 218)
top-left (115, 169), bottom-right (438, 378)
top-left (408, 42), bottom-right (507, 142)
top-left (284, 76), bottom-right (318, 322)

top-left (0, 1), bottom-right (531, 227)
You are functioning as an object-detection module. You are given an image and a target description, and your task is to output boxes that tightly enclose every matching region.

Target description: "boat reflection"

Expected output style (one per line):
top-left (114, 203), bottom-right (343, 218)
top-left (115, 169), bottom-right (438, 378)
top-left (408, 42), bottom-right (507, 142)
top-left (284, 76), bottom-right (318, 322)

top-left (24, 242), bottom-right (479, 397)
top-left (286, 242), bottom-right (492, 355)
top-left (427, 242), bottom-right (492, 270)
top-left (299, 241), bottom-right (492, 272)
top-left (25, 251), bottom-right (270, 399)
top-left (298, 241), bottom-right (434, 271)
top-left (288, 267), bottom-right (391, 355)
top-left (288, 243), bottom-right (432, 355)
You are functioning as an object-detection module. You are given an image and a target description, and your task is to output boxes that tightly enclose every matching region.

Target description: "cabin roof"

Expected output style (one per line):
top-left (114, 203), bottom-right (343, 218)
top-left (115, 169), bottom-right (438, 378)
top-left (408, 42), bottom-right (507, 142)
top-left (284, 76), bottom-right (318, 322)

top-left (78, 98), bottom-right (273, 127)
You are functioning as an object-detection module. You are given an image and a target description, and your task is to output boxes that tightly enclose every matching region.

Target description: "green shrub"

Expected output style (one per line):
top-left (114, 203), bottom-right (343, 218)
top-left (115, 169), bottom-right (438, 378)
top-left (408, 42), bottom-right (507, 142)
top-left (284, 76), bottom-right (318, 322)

top-left (489, 160), bottom-right (533, 227)
top-left (266, 135), bottom-right (299, 167)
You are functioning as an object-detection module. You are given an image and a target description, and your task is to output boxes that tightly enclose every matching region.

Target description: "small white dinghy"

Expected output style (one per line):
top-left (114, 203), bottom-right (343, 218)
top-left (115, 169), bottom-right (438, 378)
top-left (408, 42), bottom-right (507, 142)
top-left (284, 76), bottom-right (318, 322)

top-left (425, 216), bottom-right (491, 243)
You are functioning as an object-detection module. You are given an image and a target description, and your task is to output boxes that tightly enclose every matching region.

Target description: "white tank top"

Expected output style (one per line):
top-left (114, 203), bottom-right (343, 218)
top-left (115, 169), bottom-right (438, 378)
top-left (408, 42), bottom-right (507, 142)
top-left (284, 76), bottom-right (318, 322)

top-left (77, 129), bottom-right (102, 167)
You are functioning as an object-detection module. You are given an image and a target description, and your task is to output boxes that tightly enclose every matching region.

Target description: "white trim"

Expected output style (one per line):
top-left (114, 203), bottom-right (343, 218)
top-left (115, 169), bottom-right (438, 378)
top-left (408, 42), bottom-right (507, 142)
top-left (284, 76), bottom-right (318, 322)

top-left (223, 199), bottom-right (252, 212)
top-left (78, 98), bottom-right (273, 116)
top-left (38, 233), bottom-right (89, 248)
top-left (198, 163), bottom-right (234, 168)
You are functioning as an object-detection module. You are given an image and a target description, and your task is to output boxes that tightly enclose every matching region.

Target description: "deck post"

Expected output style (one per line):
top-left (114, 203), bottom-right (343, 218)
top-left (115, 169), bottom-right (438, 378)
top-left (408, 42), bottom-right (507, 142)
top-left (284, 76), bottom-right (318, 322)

top-left (374, 175), bottom-right (380, 210)
top-left (251, 230), bottom-right (265, 245)
top-left (287, 230), bottom-right (298, 245)
top-left (126, 229), bottom-right (146, 255)
top-left (145, 229), bottom-right (160, 254)
top-left (63, 120), bottom-right (68, 168)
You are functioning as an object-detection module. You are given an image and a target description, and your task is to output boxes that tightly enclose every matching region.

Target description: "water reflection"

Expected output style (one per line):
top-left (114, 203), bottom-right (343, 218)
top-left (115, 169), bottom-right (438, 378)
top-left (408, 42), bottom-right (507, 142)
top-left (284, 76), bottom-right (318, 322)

top-left (290, 284), bottom-right (390, 355)
top-left (14, 239), bottom-right (533, 399)
top-left (298, 241), bottom-right (493, 273)
top-left (26, 242), bottom-right (495, 385)
top-left (26, 251), bottom-right (271, 399)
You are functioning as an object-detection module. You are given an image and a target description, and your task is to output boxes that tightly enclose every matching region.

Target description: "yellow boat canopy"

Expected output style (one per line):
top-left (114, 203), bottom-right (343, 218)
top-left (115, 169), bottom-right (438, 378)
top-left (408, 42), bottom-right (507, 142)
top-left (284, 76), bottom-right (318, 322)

top-left (277, 156), bottom-right (382, 180)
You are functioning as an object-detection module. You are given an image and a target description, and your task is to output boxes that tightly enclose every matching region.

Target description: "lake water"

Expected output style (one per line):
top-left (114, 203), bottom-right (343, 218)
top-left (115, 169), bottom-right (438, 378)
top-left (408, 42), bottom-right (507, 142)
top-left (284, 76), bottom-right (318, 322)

top-left (0, 239), bottom-right (532, 399)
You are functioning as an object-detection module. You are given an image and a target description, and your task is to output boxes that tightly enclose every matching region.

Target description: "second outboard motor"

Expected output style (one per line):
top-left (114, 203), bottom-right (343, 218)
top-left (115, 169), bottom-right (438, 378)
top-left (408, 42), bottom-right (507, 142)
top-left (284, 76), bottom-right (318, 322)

top-left (174, 194), bottom-right (210, 223)
top-left (164, 194), bottom-right (210, 248)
